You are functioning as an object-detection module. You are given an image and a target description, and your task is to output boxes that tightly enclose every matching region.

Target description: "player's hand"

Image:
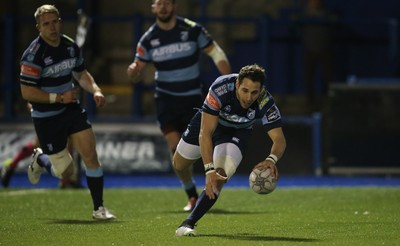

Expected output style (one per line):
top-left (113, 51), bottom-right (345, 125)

top-left (255, 160), bottom-right (279, 180)
top-left (127, 64), bottom-right (142, 83)
top-left (93, 90), bottom-right (106, 108)
top-left (61, 88), bottom-right (79, 104)
top-left (205, 171), bottom-right (227, 200)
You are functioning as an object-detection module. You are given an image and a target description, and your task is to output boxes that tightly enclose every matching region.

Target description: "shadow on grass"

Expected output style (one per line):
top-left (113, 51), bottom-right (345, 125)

top-left (46, 219), bottom-right (122, 225)
top-left (205, 233), bottom-right (320, 243)
top-left (166, 208), bottom-right (267, 215)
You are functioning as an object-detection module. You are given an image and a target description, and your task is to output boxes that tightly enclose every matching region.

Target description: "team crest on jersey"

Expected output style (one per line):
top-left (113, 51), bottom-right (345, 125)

top-left (223, 105), bottom-right (231, 112)
top-left (44, 56), bottom-right (53, 65)
top-left (227, 82), bottom-right (235, 91)
top-left (151, 39), bottom-right (160, 47)
top-left (247, 108), bottom-right (255, 120)
top-left (67, 47), bottom-right (75, 57)
top-left (180, 31), bottom-right (189, 42)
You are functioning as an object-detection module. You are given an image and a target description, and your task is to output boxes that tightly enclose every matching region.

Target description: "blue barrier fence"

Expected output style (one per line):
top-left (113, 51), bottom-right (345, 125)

top-left (284, 113), bottom-right (322, 176)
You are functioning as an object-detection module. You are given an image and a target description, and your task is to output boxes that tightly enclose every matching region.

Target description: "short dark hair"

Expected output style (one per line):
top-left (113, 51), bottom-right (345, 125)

top-left (237, 64), bottom-right (266, 85)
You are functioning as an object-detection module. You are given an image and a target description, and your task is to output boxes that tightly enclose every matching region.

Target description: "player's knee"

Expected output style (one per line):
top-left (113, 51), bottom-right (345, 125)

top-left (172, 154), bottom-right (185, 172)
top-left (173, 151), bottom-right (196, 172)
top-left (61, 164), bottom-right (74, 179)
top-left (172, 158), bottom-right (180, 171)
top-left (48, 148), bottom-right (73, 178)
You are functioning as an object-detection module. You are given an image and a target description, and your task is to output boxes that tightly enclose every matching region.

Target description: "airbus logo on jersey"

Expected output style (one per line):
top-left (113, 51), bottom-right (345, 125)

top-left (152, 43), bottom-right (191, 58)
top-left (42, 59), bottom-right (76, 77)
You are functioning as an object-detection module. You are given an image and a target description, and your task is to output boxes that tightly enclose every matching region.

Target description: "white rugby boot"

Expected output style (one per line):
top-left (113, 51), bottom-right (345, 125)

top-left (92, 206), bottom-right (116, 220)
top-left (28, 148), bottom-right (44, 185)
top-left (175, 225), bottom-right (199, 237)
top-left (183, 197), bottom-right (197, 212)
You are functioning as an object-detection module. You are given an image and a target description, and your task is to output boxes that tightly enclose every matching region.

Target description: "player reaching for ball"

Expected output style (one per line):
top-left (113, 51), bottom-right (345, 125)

top-left (174, 64), bottom-right (286, 236)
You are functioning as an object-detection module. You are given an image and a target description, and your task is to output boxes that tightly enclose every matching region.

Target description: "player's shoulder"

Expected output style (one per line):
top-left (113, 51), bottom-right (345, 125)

top-left (60, 34), bottom-right (77, 46)
top-left (21, 37), bottom-right (43, 61)
top-left (140, 23), bottom-right (158, 41)
top-left (177, 16), bottom-right (203, 30)
top-left (210, 74), bottom-right (237, 95)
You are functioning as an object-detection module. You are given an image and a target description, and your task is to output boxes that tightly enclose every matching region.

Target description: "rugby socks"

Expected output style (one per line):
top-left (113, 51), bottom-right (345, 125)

top-left (37, 154), bottom-right (52, 174)
top-left (86, 167), bottom-right (104, 210)
top-left (184, 190), bottom-right (218, 226)
top-left (183, 180), bottom-right (198, 199)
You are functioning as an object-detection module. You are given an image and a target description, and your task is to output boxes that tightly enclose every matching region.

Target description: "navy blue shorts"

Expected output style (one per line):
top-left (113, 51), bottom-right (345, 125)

top-left (155, 94), bottom-right (203, 135)
top-left (182, 111), bottom-right (253, 153)
top-left (33, 105), bottom-right (91, 154)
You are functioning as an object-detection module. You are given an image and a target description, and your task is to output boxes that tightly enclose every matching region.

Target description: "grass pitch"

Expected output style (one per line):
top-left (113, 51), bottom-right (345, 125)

top-left (0, 187), bottom-right (399, 245)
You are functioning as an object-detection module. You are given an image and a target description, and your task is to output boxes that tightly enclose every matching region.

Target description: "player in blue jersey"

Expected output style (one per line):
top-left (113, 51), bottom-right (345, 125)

top-left (127, 0), bottom-right (231, 211)
top-left (19, 4), bottom-right (115, 220)
top-left (174, 64), bottom-right (287, 236)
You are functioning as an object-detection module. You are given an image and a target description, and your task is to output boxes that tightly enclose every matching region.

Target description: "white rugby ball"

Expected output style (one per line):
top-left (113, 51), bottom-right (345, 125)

top-left (249, 165), bottom-right (277, 194)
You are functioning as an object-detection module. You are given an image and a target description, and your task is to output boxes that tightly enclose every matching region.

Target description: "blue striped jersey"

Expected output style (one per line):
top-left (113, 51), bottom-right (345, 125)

top-left (135, 16), bottom-right (214, 97)
top-left (203, 74), bottom-right (282, 130)
top-left (20, 34), bottom-right (85, 118)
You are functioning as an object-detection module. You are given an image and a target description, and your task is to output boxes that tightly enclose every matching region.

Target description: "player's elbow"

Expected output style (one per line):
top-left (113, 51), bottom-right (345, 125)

top-left (207, 42), bottom-right (230, 74)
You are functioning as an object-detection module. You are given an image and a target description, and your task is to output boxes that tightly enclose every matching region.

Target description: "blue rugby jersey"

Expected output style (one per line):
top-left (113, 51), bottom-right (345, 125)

top-left (135, 16), bottom-right (214, 97)
top-left (203, 74), bottom-right (283, 130)
top-left (20, 34), bottom-right (85, 118)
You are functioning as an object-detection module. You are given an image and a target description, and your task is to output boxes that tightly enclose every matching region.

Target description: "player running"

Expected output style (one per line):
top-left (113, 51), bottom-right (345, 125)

top-left (127, 0), bottom-right (231, 211)
top-left (19, 4), bottom-right (115, 220)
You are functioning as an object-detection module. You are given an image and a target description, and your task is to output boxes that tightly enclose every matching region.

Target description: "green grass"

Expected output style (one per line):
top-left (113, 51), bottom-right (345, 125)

top-left (0, 187), bottom-right (399, 245)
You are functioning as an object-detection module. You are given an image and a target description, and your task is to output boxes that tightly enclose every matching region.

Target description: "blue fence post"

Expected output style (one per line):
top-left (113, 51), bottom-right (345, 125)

top-left (131, 14), bottom-right (145, 117)
top-left (312, 112), bottom-right (322, 176)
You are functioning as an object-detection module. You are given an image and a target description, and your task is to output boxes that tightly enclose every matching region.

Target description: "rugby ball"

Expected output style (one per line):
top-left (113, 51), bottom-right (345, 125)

top-left (249, 165), bottom-right (277, 194)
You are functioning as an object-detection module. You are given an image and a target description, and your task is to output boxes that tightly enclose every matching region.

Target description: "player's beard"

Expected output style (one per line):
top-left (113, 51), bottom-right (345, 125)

top-left (156, 11), bottom-right (174, 23)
